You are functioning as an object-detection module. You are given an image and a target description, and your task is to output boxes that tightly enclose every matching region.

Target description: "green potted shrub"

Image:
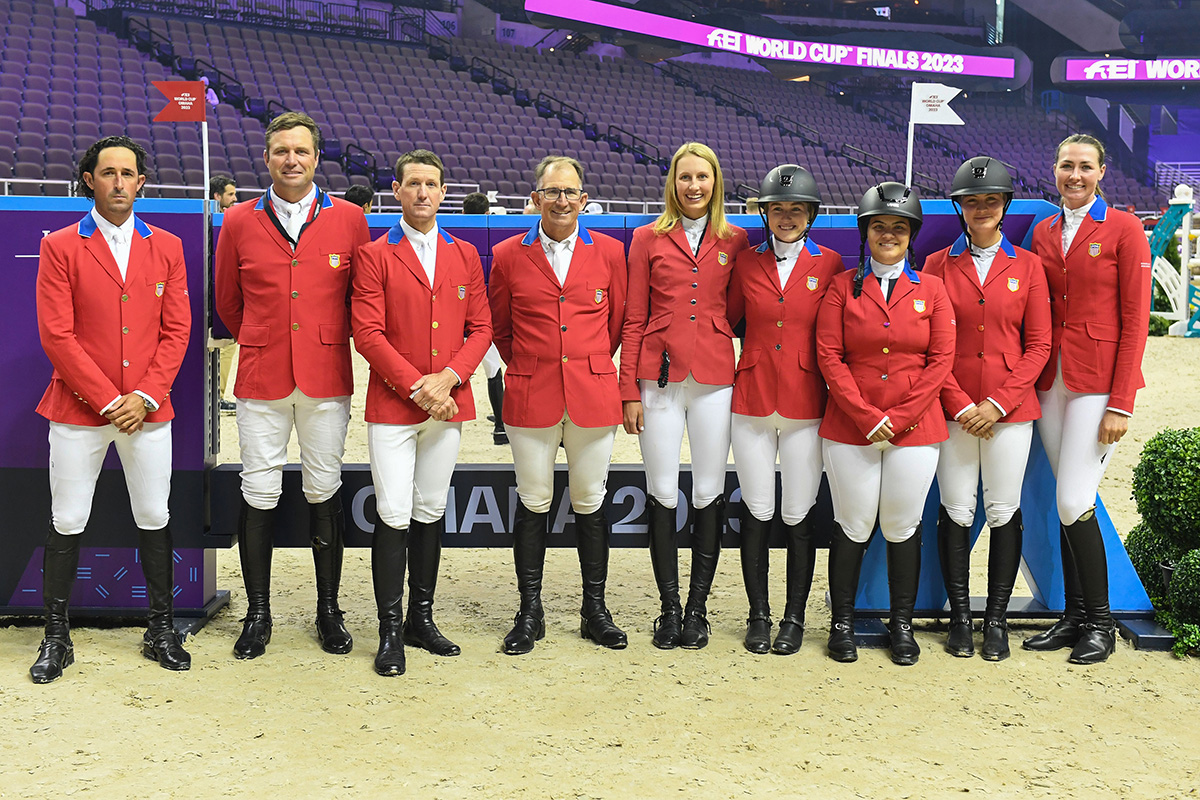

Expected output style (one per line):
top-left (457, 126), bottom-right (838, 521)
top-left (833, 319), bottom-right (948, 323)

top-left (1132, 428), bottom-right (1200, 558)
top-left (1162, 549), bottom-right (1200, 656)
top-left (1125, 521), bottom-right (1182, 602)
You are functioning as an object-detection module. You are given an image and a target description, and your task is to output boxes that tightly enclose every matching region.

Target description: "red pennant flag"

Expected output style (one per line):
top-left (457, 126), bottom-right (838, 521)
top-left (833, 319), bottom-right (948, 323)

top-left (152, 81), bottom-right (208, 122)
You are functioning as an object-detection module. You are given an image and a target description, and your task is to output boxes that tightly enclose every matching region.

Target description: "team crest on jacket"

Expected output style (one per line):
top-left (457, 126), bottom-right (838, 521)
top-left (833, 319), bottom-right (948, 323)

top-left (595, 289), bottom-right (604, 304)
top-left (718, 251), bottom-right (728, 265)
top-left (155, 282), bottom-right (165, 297)
top-left (457, 285), bottom-right (466, 300)
top-left (1088, 243), bottom-right (1101, 257)
top-left (329, 253), bottom-right (341, 268)
top-left (806, 275), bottom-right (818, 291)
top-left (1007, 277), bottom-right (1020, 292)
top-left (913, 298), bottom-right (926, 313)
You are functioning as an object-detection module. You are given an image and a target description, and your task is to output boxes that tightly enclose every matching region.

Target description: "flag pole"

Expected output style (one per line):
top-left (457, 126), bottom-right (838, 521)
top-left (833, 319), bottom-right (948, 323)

top-left (201, 117), bottom-right (214, 459)
top-left (905, 118), bottom-right (915, 187)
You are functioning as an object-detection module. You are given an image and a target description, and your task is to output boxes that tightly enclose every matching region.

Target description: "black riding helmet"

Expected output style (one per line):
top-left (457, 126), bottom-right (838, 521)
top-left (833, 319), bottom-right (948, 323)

top-left (949, 156), bottom-right (1014, 244)
top-left (854, 182), bottom-right (922, 297)
top-left (757, 164), bottom-right (821, 251)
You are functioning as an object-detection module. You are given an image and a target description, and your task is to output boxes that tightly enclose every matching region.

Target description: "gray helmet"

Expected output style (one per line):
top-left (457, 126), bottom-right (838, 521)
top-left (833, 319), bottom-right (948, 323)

top-left (949, 156), bottom-right (1014, 199)
top-left (857, 182), bottom-right (922, 240)
top-left (757, 164), bottom-right (821, 206)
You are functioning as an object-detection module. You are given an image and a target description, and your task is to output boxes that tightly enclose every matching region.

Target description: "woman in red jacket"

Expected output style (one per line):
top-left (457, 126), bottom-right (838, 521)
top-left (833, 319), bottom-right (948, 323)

top-left (620, 142), bottom-right (749, 650)
top-left (816, 183), bottom-right (956, 666)
top-left (730, 164), bottom-right (842, 655)
top-left (1022, 134), bottom-right (1151, 665)
top-left (923, 157), bottom-right (1051, 662)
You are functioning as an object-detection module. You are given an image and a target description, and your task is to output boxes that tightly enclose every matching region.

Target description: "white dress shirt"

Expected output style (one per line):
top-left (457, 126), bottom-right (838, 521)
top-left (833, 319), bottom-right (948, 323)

top-left (1061, 196), bottom-right (1097, 255)
top-left (269, 184), bottom-right (317, 246)
top-left (681, 213), bottom-right (708, 255)
top-left (969, 239), bottom-right (1003, 285)
top-left (400, 217), bottom-right (439, 288)
top-left (772, 235), bottom-right (805, 289)
top-left (538, 223), bottom-right (578, 286)
top-left (869, 257), bottom-right (905, 298)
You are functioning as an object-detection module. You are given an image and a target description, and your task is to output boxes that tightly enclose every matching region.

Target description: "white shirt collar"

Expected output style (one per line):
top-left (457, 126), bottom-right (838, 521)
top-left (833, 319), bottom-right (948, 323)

top-left (1061, 196), bottom-right (1097, 225)
top-left (772, 236), bottom-right (805, 260)
top-left (869, 257), bottom-right (906, 280)
top-left (538, 222), bottom-right (578, 253)
top-left (681, 213), bottom-right (708, 234)
top-left (969, 239), bottom-right (1002, 259)
top-left (269, 183), bottom-right (316, 218)
top-left (90, 208), bottom-right (135, 243)
top-left (400, 217), bottom-right (439, 249)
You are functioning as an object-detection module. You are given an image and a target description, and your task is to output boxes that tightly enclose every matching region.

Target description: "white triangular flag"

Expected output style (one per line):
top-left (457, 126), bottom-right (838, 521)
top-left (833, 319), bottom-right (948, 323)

top-left (910, 82), bottom-right (964, 125)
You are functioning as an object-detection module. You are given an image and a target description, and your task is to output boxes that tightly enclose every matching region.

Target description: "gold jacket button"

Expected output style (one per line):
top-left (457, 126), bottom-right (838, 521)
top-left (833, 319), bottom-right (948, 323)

top-left (121, 294), bottom-right (129, 302)
top-left (432, 321), bottom-right (439, 329)
top-left (292, 322), bottom-right (300, 330)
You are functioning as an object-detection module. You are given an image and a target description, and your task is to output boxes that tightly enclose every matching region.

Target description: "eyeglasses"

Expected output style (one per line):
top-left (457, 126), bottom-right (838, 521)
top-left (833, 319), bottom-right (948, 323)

top-left (535, 187), bottom-right (582, 201)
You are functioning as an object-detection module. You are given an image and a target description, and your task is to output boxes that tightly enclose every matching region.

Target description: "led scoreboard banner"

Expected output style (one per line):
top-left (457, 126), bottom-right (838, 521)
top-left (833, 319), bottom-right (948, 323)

top-left (523, 0), bottom-right (1016, 80)
top-left (1062, 57), bottom-right (1200, 82)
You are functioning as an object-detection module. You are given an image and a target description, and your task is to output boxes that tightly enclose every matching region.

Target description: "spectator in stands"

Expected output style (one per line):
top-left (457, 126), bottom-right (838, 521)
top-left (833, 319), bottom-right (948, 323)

top-left (344, 184), bottom-right (374, 213)
top-left (923, 157), bottom-right (1051, 662)
top-left (352, 149), bottom-right (492, 675)
top-left (461, 192), bottom-right (508, 445)
top-left (728, 165), bottom-right (842, 655)
top-left (489, 155), bottom-right (629, 655)
top-left (214, 112), bottom-right (371, 662)
top-left (522, 200), bottom-right (537, 214)
top-left (30, 136), bottom-right (192, 683)
top-left (210, 175), bottom-right (239, 412)
top-left (816, 183), bottom-right (955, 667)
top-left (1022, 134), bottom-right (1151, 665)
top-left (620, 142), bottom-right (749, 650)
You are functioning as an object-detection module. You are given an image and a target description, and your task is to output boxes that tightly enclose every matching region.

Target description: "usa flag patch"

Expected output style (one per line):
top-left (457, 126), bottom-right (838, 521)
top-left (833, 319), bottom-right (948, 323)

top-left (155, 282), bottom-right (165, 297)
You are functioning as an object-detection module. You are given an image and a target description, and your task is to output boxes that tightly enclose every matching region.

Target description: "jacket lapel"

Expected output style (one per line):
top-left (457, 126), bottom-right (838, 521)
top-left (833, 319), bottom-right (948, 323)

top-left (83, 232), bottom-right (124, 287)
top-left (124, 226), bottom-right (150, 287)
top-left (952, 249), bottom-right (985, 296)
top-left (1066, 214), bottom-right (1100, 260)
top-left (668, 224), bottom-right (697, 263)
top-left (253, 207), bottom-right (297, 259)
top-left (758, 247), bottom-right (784, 295)
top-left (431, 232), bottom-right (452, 294)
top-left (395, 237), bottom-right (432, 291)
top-left (889, 272), bottom-right (919, 309)
top-left (861, 271), bottom-right (890, 315)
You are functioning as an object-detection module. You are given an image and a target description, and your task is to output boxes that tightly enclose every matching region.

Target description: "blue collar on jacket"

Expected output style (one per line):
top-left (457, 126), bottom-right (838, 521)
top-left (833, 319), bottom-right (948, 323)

top-left (947, 232), bottom-right (1016, 258)
top-left (755, 235), bottom-right (820, 256)
top-left (521, 221), bottom-right (593, 247)
top-left (77, 211), bottom-right (152, 239)
top-left (387, 220), bottom-right (455, 246)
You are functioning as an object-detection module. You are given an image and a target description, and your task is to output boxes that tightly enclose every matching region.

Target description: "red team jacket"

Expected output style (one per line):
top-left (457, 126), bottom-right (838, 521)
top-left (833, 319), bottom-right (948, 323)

top-left (729, 237), bottom-right (843, 420)
top-left (619, 222), bottom-right (749, 400)
top-left (816, 264), bottom-right (956, 446)
top-left (36, 213), bottom-right (191, 425)
top-left (351, 222), bottom-right (492, 424)
top-left (923, 234), bottom-right (1052, 423)
top-left (214, 189), bottom-right (371, 400)
top-left (489, 223), bottom-right (628, 429)
top-left (1030, 197), bottom-right (1151, 415)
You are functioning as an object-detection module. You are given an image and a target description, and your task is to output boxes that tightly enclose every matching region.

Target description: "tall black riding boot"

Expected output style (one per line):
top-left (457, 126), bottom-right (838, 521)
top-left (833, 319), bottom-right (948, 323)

top-left (827, 522), bottom-right (867, 663)
top-left (311, 495), bottom-right (352, 654)
top-left (371, 521), bottom-right (407, 676)
top-left (234, 500), bottom-right (274, 659)
top-left (938, 506), bottom-right (974, 657)
top-left (682, 496), bottom-right (725, 650)
top-left (576, 508), bottom-right (627, 649)
top-left (138, 526), bottom-right (190, 671)
top-left (773, 518), bottom-right (816, 655)
top-left (504, 501), bottom-right (547, 655)
top-left (887, 525), bottom-right (922, 667)
top-left (403, 516), bottom-right (460, 656)
top-left (1023, 525), bottom-right (1086, 651)
top-left (647, 496), bottom-right (682, 649)
top-left (981, 510), bottom-right (1023, 662)
top-left (488, 372), bottom-right (508, 445)
top-left (29, 526), bottom-right (80, 684)
top-left (739, 508), bottom-right (772, 654)
top-left (1064, 511), bottom-right (1116, 664)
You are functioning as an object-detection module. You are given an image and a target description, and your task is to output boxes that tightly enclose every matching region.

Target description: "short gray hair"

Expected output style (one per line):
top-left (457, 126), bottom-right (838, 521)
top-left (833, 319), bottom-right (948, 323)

top-left (534, 155), bottom-right (584, 187)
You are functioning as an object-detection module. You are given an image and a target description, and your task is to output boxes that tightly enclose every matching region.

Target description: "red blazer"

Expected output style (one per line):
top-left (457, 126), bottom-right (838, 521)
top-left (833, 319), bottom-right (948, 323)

top-left (619, 221), bottom-right (749, 401)
top-left (730, 238), bottom-right (843, 419)
top-left (1030, 197), bottom-right (1151, 414)
top-left (923, 234), bottom-right (1052, 423)
top-left (489, 223), bottom-right (627, 429)
top-left (214, 189), bottom-right (371, 401)
top-left (351, 222), bottom-right (492, 424)
top-left (36, 213), bottom-right (191, 426)
top-left (816, 264), bottom-right (956, 446)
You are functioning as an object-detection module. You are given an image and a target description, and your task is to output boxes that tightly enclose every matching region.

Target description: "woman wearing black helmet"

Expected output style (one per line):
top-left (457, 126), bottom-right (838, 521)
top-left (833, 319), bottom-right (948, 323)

top-left (815, 182), bottom-right (956, 666)
top-left (729, 164), bottom-right (843, 654)
top-left (923, 157), bottom-right (1052, 661)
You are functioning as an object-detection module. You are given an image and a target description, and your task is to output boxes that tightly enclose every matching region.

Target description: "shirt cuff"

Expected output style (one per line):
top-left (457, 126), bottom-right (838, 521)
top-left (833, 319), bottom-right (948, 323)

top-left (99, 395), bottom-right (123, 415)
top-left (985, 396), bottom-right (1007, 417)
top-left (134, 390), bottom-right (159, 411)
top-left (1106, 406), bottom-right (1132, 417)
top-left (953, 404), bottom-right (974, 420)
top-left (866, 415), bottom-right (891, 439)
top-left (445, 368), bottom-right (462, 386)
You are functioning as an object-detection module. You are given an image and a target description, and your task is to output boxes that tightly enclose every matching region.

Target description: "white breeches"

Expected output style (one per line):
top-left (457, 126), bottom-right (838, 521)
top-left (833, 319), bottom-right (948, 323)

top-left (367, 419), bottom-right (462, 529)
top-left (731, 413), bottom-right (822, 525)
top-left (1036, 371), bottom-right (1117, 525)
top-left (936, 421), bottom-right (1033, 528)
top-left (823, 440), bottom-right (940, 544)
top-left (638, 376), bottom-right (732, 510)
top-left (507, 413), bottom-right (616, 515)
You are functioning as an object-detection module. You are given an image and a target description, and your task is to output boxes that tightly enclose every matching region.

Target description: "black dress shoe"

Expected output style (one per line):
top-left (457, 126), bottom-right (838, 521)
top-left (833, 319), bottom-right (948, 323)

top-left (1022, 616), bottom-right (1083, 651)
top-left (827, 621), bottom-right (857, 663)
top-left (652, 611), bottom-right (682, 650)
top-left (1068, 621), bottom-right (1117, 665)
top-left (980, 619), bottom-right (1010, 662)
top-left (503, 612), bottom-right (546, 655)
top-left (744, 616), bottom-right (771, 654)
top-left (30, 638), bottom-right (74, 684)
top-left (375, 620), bottom-right (406, 676)
top-left (772, 620), bottom-right (805, 655)
top-left (234, 614), bottom-right (272, 660)
top-left (581, 610), bottom-right (628, 649)
top-left (680, 610), bottom-right (710, 650)
top-left (945, 616), bottom-right (975, 658)
top-left (143, 628), bottom-right (191, 671)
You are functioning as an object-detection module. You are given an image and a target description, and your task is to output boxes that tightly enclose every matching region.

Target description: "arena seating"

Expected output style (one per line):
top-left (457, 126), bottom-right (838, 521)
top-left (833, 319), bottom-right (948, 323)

top-left (1, 0), bottom-right (1163, 212)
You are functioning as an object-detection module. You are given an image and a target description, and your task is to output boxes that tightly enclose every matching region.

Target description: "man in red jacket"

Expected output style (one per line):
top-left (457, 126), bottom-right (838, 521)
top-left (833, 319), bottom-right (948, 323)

top-left (215, 112), bottom-right (370, 660)
top-left (351, 149), bottom-right (492, 676)
top-left (489, 156), bottom-right (629, 655)
top-left (32, 136), bottom-right (192, 683)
